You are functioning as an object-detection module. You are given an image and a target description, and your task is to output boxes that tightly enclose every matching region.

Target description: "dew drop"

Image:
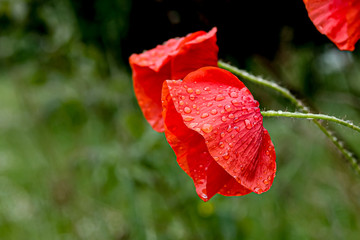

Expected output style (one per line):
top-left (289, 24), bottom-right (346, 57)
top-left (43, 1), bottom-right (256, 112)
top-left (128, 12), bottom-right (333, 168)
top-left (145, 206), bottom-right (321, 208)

top-left (183, 116), bottom-right (194, 122)
top-left (201, 124), bottom-right (213, 133)
top-left (232, 100), bottom-right (240, 107)
top-left (204, 86), bottom-right (210, 91)
top-left (184, 107), bottom-right (192, 113)
top-left (187, 88), bottom-right (193, 93)
top-left (207, 102), bottom-right (213, 107)
top-left (179, 100), bottom-right (185, 105)
top-left (221, 116), bottom-right (227, 122)
top-left (210, 109), bottom-right (218, 115)
top-left (189, 122), bottom-right (199, 128)
top-left (228, 113), bottom-right (235, 119)
top-left (222, 152), bottom-right (230, 160)
top-left (224, 105), bottom-right (232, 112)
top-left (201, 113), bottom-right (209, 118)
top-left (192, 104), bottom-right (197, 109)
top-left (231, 134), bottom-right (235, 139)
top-left (244, 119), bottom-right (252, 129)
top-left (181, 96), bottom-right (185, 100)
top-left (215, 95), bottom-right (225, 101)
top-left (229, 91), bottom-right (238, 98)
top-left (201, 193), bottom-right (208, 199)
top-left (195, 89), bottom-right (201, 94)
top-left (227, 125), bottom-right (233, 133)
top-left (219, 142), bottom-right (225, 148)
top-left (213, 156), bottom-right (219, 161)
top-left (220, 132), bottom-right (225, 138)
top-left (263, 179), bottom-right (269, 185)
top-left (253, 187), bottom-right (260, 192)
top-left (189, 94), bottom-right (195, 100)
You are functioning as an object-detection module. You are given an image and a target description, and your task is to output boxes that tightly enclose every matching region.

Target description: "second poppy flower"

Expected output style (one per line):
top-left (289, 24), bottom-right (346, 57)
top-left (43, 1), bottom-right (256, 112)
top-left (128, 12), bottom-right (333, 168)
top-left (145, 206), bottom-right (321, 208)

top-left (303, 0), bottom-right (360, 51)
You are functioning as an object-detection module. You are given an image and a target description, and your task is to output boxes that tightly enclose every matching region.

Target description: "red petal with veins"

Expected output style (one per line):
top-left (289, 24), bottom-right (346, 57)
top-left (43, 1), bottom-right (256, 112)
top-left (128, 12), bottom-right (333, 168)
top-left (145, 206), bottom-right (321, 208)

top-left (162, 67), bottom-right (276, 201)
top-left (303, 0), bottom-right (360, 51)
top-left (129, 28), bottom-right (218, 132)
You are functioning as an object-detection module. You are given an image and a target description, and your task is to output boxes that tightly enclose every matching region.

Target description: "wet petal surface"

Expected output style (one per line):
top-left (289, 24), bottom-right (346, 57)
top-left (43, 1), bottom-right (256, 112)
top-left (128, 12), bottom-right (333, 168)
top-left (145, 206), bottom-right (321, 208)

top-left (162, 67), bottom-right (276, 200)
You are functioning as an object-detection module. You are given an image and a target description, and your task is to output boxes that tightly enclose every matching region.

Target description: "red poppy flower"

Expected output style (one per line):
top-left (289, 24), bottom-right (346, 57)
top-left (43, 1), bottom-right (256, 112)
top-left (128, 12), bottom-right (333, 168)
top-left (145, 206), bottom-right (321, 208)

top-left (162, 67), bottom-right (276, 201)
top-left (129, 28), bottom-right (218, 132)
top-left (303, 0), bottom-right (360, 51)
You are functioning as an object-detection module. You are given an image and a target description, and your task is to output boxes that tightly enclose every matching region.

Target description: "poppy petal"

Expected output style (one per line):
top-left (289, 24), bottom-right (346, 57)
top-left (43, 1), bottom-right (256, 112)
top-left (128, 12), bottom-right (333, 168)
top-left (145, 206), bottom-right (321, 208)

top-left (303, 0), bottom-right (360, 51)
top-left (129, 28), bottom-right (218, 132)
top-left (162, 67), bottom-right (276, 200)
top-left (162, 80), bottom-right (251, 201)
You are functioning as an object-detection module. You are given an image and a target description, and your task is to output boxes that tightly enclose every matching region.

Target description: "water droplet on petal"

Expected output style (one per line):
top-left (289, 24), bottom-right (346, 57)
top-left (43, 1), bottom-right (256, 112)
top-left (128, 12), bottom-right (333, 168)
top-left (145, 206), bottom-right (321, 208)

top-left (263, 179), bottom-right (269, 184)
top-left (215, 95), bottom-right (225, 101)
top-left (201, 124), bottom-right (213, 133)
top-left (201, 113), bottom-right (209, 118)
top-left (213, 156), bottom-right (219, 161)
top-left (220, 132), bottom-right (225, 138)
top-left (201, 193), bottom-right (208, 199)
top-left (210, 109), bottom-right (217, 115)
top-left (234, 117), bottom-right (241, 123)
top-left (184, 107), bottom-right (192, 113)
top-left (189, 94), bottom-right (195, 100)
top-left (187, 88), bottom-right (193, 93)
top-left (244, 119), bottom-right (252, 129)
top-left (229, 92), bottom-right (238, 98)
top-left (222, 152), bottom-right (230, 160)
top-left (231, 99), bottom-right (240, 106)
top-left (228, 113), bottom-right (235, 119)
top-left (207, 102), bottom-right (213, 107)
top-left (184, 116), bottom-right (194, 122)
top-left (224, 105), bottom-right (232, 112)
top-left (189, 122), bottom-right (199, 128)
top-left (219, 142), bottom-right (225, 148)
top-left (253, 187), bottom-right (261, 192)
top-left (221, 116), bottom-right (227, 122)
top-left (195, 89), bottom-right (201, 94)
top-left (227, 125), bottom-right (233, 133)
top-left (179, 100), bottom-right (185, 105)
top-left (204, 87), bottom-right (210, 91)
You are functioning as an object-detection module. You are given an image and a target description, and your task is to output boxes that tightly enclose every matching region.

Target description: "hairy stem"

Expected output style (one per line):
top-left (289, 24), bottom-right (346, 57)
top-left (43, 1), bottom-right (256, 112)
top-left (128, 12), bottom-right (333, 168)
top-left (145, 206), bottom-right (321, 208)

top-left (218, 60), bottom-right (360, 173)
top-left (261, 110), bottom-right (360, 134)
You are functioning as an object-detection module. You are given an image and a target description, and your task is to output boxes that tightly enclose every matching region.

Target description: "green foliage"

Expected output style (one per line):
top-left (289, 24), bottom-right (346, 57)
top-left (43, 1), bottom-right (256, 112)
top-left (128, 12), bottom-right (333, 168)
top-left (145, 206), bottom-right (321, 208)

top-left (1, 0), bottom-right (360, 239)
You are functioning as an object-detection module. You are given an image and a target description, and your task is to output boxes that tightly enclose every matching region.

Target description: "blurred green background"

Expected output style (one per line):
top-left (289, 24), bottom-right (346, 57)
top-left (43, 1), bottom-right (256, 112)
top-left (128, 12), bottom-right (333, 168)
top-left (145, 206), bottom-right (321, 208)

top-left (1, 0), bottom-right (360, 239)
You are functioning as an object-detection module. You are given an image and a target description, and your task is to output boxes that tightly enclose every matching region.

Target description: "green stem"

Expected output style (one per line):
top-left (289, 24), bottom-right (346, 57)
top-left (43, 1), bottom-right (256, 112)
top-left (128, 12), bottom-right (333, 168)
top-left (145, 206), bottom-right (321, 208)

top-left (261, 110), bottom-right (360, 134)
top-left (218, 60), bottom-right (360, 174)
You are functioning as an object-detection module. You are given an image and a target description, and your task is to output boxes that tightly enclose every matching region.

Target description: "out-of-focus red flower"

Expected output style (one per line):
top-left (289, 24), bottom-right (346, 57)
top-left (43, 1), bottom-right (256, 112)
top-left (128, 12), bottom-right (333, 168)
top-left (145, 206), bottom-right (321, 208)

top-left (303, 0), bottom-right (360, 51)
top-left (162, 67), bottom-right (276, 201)
top-left (129, 28), bottom-right (218, 132)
